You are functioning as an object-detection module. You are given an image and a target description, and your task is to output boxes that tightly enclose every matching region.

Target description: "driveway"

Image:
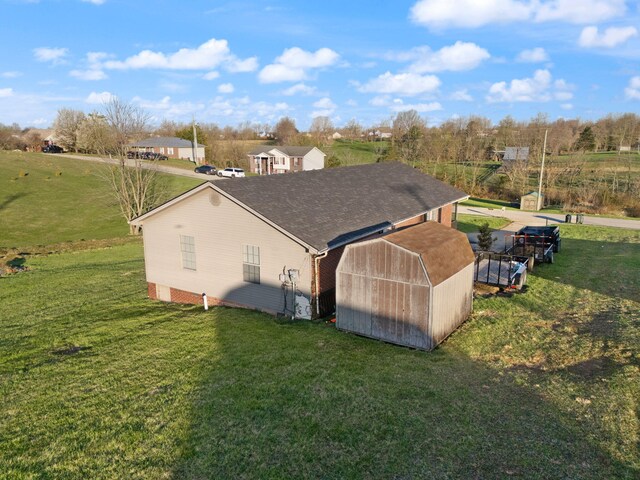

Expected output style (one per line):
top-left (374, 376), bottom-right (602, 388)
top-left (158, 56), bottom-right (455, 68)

top-left (57, 153), bottom-right (217, 180)
top-left (459, 205), bottom-right (640, 230)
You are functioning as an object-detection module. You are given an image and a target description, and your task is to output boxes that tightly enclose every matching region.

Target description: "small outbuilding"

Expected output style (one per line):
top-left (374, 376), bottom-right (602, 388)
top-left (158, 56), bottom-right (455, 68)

top-left (520, 191), bottom-right (543, 211)
top-left (335, 221), bottom-right (475, 351)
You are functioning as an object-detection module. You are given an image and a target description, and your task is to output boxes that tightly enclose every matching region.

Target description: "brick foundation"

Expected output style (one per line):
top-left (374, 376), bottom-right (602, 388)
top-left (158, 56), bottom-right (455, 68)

top-left (148, 282), bottom-right (157, 300)
top-left (170, 287), bottom-right (204, 305)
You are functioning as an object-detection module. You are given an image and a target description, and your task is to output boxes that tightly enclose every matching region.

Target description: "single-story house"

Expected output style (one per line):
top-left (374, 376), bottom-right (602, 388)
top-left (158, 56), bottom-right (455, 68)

top-left (128, 136), bottom-right (205, 163)
top-left (336, 221), bottom-right (475, 350)
top-left (247, 146), bottom-right (325, 175)
top-left (131, 162), bottom-right (469, 319)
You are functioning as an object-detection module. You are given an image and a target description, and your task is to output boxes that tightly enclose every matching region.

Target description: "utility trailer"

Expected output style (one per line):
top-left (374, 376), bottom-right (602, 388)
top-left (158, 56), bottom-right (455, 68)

top-left (474, 252), bottom-right (529, 289)
top-left (516, 226), bottom-right (561, 252)
top-left (505, 226), bottom-right (560, 265)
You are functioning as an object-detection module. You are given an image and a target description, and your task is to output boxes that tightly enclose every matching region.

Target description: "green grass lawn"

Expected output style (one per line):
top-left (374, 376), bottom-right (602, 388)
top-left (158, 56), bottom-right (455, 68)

top-left (456, 213), bottom-right (511, 233)
top-left (1, 226), bottom-right (638, 479)
top-left (0, 151), bottom-right (200, 249)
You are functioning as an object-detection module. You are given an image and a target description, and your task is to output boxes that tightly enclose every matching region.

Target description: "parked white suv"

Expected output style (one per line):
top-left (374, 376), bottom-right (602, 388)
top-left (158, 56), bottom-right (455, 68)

top-left (217, 167), bottom-right (245, 178)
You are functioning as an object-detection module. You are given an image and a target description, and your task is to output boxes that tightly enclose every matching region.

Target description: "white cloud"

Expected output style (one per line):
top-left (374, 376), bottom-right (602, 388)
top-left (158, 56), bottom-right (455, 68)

top-left (203, 71), bottom-right (220, 80)
top-left (578, 26), bottom-right (638, 48)
top-left (70, 69), bottom-right (107, 80)
top-left (226, 57), bottom-right (259, 73)
top-left (82, 0), bottom-right (106, 4)
top-left (390, 100), bottom-right (442, 113)
top-left (391, 42), bottom-right (490, 73)
top-left (259, 64), bottom-right (306, 83)
top-left (103, 38), bottom-right (254, 72)
top-left (33, 47), bottom-right (68, 63)
top-left (282, 83), bottom-right (317, 96)
top-left (410, 0), bottom-right (626, 29)
top-left (311, 97), bottom-right (337, 117)
top-left (359, 71), bottom-right (441, 96)
top-left (218, 83), bottom-right (234, 93)
top-left (560, 103), bottom-right (573, 110)
top-left (346, 99), bottom-right (358, 107)
top-left (1, 71), bottom-right (22, 78)
top-left (370, 95), bottom-right (391, 107)
top-left (258, 47), bottom-right (339, 83)
top-left (85, 91), bottom-right (115, 104)
top-left (313, 97), bottom-right (336, 109)
top-left (517, 47), bottom-right (549, 63)
top-left (487, 69), bottom-right (553, 102)
top-left (0, 88), bottom-right (14, 98)
top-left (410, 0), bottom-right (531, 28)
top-left (625, 76), bottom-right (640, 100)
top-left (450, 89), bottom-right (473, 101)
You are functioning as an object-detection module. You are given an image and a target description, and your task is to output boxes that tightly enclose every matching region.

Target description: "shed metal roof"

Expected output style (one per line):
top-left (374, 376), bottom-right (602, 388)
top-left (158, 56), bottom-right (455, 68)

top-left (382, 221), bottom-right (475, 286)
top-left (213, 162), bottom-right (468, 252)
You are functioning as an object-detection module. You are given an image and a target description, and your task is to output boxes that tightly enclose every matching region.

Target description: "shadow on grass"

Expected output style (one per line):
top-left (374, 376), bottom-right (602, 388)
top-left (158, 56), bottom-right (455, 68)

top-left (170, 308), bottom-right (636, 479)
top-left (0, 193), bottom-right (27, 211)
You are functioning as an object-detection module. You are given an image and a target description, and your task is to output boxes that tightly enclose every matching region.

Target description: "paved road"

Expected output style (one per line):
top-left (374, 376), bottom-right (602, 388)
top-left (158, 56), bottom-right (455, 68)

top-left (459, 205), bottom-right (640, 230)
top-left (57, 153), bottom-right (214, 180)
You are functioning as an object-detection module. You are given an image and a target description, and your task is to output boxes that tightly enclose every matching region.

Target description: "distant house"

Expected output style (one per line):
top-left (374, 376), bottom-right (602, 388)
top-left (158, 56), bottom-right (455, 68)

top-left (131, 162), bottom-right (469, 319)
top-left (368, 128), bottom-right (392, 140)
top-left (247, 146), bottom-right (325, 175)
top-left (503, 147), bottom-right (529, 162)
top-left (128, 136), bottom-right (205, 163)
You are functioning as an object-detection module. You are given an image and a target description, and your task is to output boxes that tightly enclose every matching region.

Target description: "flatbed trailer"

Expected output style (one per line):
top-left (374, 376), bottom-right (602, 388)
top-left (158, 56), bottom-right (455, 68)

top-left (474, 252), bottom-right (529, 289)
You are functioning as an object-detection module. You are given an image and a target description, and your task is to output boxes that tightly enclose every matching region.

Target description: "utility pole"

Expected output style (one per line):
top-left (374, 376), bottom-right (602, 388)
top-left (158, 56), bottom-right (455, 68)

top-left (537, 129), bottom-right (548, 211)
top-left (192, 117), bottom-right (199, 165)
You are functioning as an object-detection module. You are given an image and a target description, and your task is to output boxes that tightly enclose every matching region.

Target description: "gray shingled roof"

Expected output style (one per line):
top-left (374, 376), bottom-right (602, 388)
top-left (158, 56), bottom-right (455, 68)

top-left (247, 145), bottom-right (318, 156)
top-left (129, 136), bottom-right (205, 148)
top-left (213, 162), bottom-right (468, 251)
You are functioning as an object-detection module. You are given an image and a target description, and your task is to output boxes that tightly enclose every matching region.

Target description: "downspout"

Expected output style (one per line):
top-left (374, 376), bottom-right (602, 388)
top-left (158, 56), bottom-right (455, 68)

top-left (313, 251), bottom-right (329, 318)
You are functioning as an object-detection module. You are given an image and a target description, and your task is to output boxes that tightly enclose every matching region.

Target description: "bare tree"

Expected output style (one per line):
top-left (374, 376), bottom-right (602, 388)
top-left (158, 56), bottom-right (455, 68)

top-left (274, 117), bottom-right (298, 145)
top-left (76, 113), bottom-right (112, 154)
top-left (97, 98), bottom-right (162, 235)
top-left (309, 115), bottom-right (333, 145)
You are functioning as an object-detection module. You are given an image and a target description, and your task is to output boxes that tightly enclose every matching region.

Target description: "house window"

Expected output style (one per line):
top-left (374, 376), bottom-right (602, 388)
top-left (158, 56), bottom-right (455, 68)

top-left (180, 235), bottom-right (196, 270)
top-left (160, 147), bottom-right (165, 154)
top-left (294, 157), bottom-right (300, 166)
top-left (242, 244), bottom-right (260, 284)
top-left (167, 148), bottom-right (174, 155)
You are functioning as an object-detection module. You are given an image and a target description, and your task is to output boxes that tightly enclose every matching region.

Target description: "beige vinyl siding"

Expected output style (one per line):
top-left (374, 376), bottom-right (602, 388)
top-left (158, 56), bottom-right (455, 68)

top-left (141, 188), bottom-right (312, 314)
top-left (177, 146), bottom-right (205, 162)
top-left (302, 148), bottom-right (325, 171)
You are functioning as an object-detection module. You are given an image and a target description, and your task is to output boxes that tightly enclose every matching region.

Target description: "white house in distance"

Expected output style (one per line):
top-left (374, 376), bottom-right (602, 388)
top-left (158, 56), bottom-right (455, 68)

top-left (247, 146), bottom-right (325, 175)
top-left (128, 136), bottom-right (205, 163)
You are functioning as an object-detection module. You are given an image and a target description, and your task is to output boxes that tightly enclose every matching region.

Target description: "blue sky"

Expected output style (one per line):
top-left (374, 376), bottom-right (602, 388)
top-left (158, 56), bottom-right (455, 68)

top-left (1, 0), bottom-right (640, 129)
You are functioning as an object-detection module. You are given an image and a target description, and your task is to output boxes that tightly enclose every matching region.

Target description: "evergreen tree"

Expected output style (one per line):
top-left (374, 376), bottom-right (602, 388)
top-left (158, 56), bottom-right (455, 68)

top-left (574, 126), bottom-right (596, 152)
top-left (477, 222), bottom-right (495, 251)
